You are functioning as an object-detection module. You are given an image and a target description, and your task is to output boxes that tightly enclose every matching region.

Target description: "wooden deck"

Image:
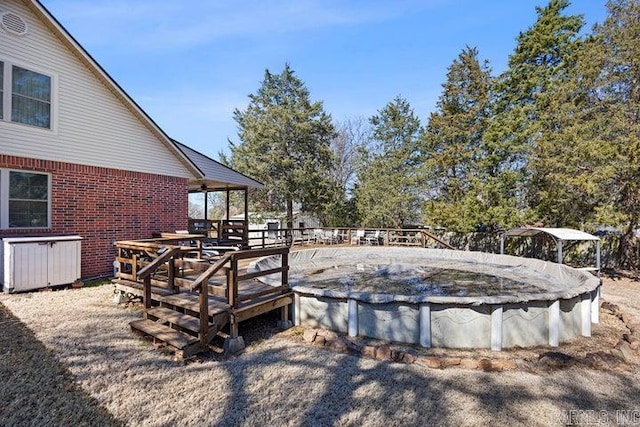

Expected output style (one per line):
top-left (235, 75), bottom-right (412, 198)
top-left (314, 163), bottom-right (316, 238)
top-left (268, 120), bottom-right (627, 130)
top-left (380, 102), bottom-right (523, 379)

top-left (114, 241), bottom-right (291, 358)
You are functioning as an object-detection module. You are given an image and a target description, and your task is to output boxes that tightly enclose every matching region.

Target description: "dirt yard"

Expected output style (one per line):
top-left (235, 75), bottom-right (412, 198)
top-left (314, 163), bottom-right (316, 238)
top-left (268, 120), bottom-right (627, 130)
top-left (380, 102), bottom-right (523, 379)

top-left (1, 275), bottom-right (640, 426)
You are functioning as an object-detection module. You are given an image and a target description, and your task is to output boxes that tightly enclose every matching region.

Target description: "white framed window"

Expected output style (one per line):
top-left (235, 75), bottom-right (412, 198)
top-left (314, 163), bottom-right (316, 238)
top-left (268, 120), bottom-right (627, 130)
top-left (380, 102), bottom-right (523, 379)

top-left (0, 60), bottom-right (53, 129)
top-left (0, 169), bottom-right (51, 229)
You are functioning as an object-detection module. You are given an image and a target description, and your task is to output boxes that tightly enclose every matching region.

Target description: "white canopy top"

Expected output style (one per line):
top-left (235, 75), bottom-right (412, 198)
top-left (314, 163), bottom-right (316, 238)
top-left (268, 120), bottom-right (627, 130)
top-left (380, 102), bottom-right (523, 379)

top-left (504, 227), bottom-right (600, 242)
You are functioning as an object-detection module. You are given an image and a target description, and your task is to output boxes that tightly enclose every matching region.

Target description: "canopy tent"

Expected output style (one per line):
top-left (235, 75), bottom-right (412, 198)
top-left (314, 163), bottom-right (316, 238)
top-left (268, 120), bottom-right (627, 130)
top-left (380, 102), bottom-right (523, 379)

top-left (500, 227), bottom-right (601, 273)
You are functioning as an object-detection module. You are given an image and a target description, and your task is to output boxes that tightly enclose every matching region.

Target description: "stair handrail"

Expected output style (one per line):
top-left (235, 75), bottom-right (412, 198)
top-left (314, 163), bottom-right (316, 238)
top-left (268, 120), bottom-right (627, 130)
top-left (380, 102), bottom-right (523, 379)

top-left (190, 252), bottom-right (233, 291)
top-left (418, 229), bottom-right (454, 249)
top-left (137, 246), bottom-right (181, 279)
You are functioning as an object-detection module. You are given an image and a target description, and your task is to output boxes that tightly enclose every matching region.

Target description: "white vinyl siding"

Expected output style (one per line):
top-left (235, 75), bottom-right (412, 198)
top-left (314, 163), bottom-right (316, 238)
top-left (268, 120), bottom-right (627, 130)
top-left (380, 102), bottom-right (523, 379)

top-left (0, 1), bottom-right (193, 178)
top-left (0, 168), bottom-right (51, 229)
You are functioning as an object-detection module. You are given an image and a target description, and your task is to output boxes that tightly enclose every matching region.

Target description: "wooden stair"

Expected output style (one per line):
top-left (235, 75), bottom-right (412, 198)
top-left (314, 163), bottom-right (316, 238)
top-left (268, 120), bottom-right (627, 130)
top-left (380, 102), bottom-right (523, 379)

top-left (130, 293), bottom-right (231, 358)
top-left (116, 244), bottom-right (292, 358)
top-left (130, 319), bottom-right (201, 357)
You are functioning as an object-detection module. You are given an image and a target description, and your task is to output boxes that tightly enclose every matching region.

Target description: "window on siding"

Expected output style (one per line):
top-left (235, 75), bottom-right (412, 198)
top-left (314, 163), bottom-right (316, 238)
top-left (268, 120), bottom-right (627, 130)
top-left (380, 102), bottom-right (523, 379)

top-left (0, 170), bottom-right (50, 229)
top-left (0, 61), bottom-right (53, 129)
top-left (12, 66), bottom-right (51, 128)
top-left (0, 61), bottom-right (3, 119)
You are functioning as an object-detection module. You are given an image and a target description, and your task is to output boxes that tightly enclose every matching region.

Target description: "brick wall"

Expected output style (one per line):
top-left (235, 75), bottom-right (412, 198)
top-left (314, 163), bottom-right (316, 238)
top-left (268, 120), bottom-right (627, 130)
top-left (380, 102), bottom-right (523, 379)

top-left (0, 155), bottom-right (189, 278)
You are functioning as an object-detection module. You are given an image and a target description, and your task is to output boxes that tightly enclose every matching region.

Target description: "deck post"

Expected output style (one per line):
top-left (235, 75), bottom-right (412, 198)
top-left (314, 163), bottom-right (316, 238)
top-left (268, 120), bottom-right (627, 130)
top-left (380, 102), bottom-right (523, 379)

top-left (230, 258), bottom-right (238, 309)
top-left (132, 255), bottom-right (138, 281)
top-left (199, 281), bottom-right (209, 348)
top-left (280, 251), bottom-right (290, 324)
top-left (243, 189), bottom-right (249, 245)
top-left (228, 257), bottom-right (239, 338)
top-left (168, 257), bottom-right (176, 292)
top-left (143, 276), bottom-right (151, 312)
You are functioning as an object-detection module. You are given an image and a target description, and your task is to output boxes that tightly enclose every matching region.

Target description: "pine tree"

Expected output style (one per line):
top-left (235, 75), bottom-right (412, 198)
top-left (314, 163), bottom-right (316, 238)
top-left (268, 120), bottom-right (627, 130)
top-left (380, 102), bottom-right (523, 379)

top-left (355, 97), bottom-right (423, 228)
top-left (422, 46), bottom-right (496, 231)
top-left (587, 0), bottom-right (640, 266)
top-left (486, 0), bottom-right (584, 226)
top-left (230, 64), bottom-right (336, 227)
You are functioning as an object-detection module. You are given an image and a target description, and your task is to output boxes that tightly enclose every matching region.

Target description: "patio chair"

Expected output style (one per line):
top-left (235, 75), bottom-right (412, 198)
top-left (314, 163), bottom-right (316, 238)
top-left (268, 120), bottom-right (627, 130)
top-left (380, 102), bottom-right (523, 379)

top-left (312, 229), bottom-right (324, 243)
top-left (351, 229), bottom-right (365, 245)
top-left (322, 229), bottom-right (338, 244)
top-left (365, 230), bottom-right (382, 245)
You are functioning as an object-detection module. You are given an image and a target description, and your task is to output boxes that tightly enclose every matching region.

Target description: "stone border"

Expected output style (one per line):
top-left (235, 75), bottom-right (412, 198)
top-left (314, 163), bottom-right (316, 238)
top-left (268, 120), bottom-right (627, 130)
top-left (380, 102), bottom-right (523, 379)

top-left (300, 302), bottom-right (640, 372)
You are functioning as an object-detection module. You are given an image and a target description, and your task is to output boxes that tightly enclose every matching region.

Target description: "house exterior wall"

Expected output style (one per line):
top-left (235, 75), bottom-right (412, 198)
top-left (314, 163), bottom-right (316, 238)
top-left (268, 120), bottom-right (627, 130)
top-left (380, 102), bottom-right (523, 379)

top-left (0, 0), bottom-right (194, 178)
top-left (0, 154), bottom-right (188, 278)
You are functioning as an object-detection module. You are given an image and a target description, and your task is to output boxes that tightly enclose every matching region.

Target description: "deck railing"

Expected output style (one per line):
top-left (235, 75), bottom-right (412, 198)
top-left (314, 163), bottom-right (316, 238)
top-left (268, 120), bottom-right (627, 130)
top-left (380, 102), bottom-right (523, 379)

top-left (244, 227), bottom-right (453, 250)
top-left (115, 239), bottom-right (291, 340)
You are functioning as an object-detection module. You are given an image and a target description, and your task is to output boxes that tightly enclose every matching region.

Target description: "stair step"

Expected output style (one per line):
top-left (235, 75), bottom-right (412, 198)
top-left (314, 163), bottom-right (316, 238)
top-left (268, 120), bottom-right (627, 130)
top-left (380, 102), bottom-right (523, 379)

top-left (146, 306), bottom-right (207, 333)
top-left (158, 292), bottom-right (230, 315)
top-left (114, 279), bottom-right (175, 297)
top-left (130, 319), bottom-right (198, 350)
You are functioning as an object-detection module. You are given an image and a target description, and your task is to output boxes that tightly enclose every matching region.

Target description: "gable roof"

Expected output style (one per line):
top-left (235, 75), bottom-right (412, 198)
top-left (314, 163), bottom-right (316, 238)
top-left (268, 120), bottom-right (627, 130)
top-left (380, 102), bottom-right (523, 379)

top-left (20, 0), bottom-right (203, 179)
top-left (21, 0), bottom-right (263, 190)
top-left (173, 140), bottom-right (264, 191)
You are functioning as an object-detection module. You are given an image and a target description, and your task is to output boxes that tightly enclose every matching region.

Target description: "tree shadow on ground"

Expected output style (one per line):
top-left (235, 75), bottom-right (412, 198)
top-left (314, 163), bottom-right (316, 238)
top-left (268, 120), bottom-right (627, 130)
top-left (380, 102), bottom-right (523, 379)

top-left (209, 329), bottom-right (640, 426)
top-left (0, 303), bottom-right (122, 427)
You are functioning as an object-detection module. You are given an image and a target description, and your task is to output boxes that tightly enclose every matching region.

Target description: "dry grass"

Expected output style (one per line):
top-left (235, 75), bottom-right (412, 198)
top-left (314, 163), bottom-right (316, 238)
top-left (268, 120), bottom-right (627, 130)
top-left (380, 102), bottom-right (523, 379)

top-left (0, 277), bottom-right (639, 426)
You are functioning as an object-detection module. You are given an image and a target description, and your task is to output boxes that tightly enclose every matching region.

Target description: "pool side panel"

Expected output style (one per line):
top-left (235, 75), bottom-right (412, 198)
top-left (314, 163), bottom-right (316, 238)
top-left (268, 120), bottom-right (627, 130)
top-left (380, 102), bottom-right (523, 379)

top-left (357, 303), bottom-right (420, 344)
top-left (430, 305), bottom-right (491, 349)
top-left (502, 301), bottom-right (548, 347)
top-left (298, 295), bottom-right (348, 333)
top-left (559, 297), bottom-right (582, 341)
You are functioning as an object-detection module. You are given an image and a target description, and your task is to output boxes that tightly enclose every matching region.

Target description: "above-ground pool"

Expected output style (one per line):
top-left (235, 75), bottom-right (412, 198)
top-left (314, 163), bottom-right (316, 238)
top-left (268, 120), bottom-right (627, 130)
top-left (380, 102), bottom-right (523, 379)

top-left (250, 247), bottom-right (602, 350)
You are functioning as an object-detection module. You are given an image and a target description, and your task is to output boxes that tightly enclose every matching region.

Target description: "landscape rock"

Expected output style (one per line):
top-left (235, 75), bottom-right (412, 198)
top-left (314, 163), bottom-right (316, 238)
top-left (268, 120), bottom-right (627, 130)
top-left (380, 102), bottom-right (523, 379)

top-left (303, 329), bottom-right (317, 343)
top-left (601, 301), bottom-right (621, 314)
top-left (400, 352), bottom-right (416, 364)
top-left (615, 340), bottom-right (636, 362)
top-left (416, 356), bottom-right (442, 369)
top-left (317, 329), bottom-right (338, 340)
top-left (360, 345), bottom-right (377, 359)
top-left (491, 359), bottom-right (518, 371)
top-left (441, 357), bottom-right (461, 368)
top-left (627, 322), bottom-right (640, 335)
top-left (459, 358), bottom-right (479, 370)
top-left (375, 344), bottom-right (392, 361)
top-left (621, 312), bottom-right (633, 325)
top-left (584, 351), bottom-right (623, 370)
top-left (479, 359), bottom-right (500, 372)
top-left (312, 336), bottom-right (326, 346)
top-left (538, 352), bottom-right (576, 370)
top-left (326, 339), bottom-right (348, 353)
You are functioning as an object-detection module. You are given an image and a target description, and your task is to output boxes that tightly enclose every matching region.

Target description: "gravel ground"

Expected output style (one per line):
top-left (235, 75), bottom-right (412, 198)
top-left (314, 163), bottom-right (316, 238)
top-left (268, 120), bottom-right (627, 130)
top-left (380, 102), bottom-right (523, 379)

top-left (1, 277), bottom-right (640, 427)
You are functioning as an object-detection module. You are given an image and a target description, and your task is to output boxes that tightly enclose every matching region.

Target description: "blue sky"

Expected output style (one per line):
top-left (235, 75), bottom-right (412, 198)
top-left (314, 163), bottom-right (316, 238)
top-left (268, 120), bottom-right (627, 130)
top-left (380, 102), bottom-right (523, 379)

top-left (41, 0), bottom-right (608, 160)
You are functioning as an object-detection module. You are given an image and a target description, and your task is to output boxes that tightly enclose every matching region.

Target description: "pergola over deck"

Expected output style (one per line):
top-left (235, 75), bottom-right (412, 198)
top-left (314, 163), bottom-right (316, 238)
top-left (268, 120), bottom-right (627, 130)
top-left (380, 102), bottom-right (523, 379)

top-left (500, 227), bottom-right (601, 274)
top-left (174, 140), bottom-right (264, 246)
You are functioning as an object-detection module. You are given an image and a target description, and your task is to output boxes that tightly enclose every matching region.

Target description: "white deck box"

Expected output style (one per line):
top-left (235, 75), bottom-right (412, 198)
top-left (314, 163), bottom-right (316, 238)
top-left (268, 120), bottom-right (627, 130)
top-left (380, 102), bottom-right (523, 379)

top-left (1, 236), bottom-right (82, 293)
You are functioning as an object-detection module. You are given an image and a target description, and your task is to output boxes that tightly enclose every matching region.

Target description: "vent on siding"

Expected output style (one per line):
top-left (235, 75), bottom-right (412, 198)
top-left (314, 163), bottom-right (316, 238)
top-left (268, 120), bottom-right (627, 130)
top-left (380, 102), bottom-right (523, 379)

top-left (1, 12), bottom-right (28, 36)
